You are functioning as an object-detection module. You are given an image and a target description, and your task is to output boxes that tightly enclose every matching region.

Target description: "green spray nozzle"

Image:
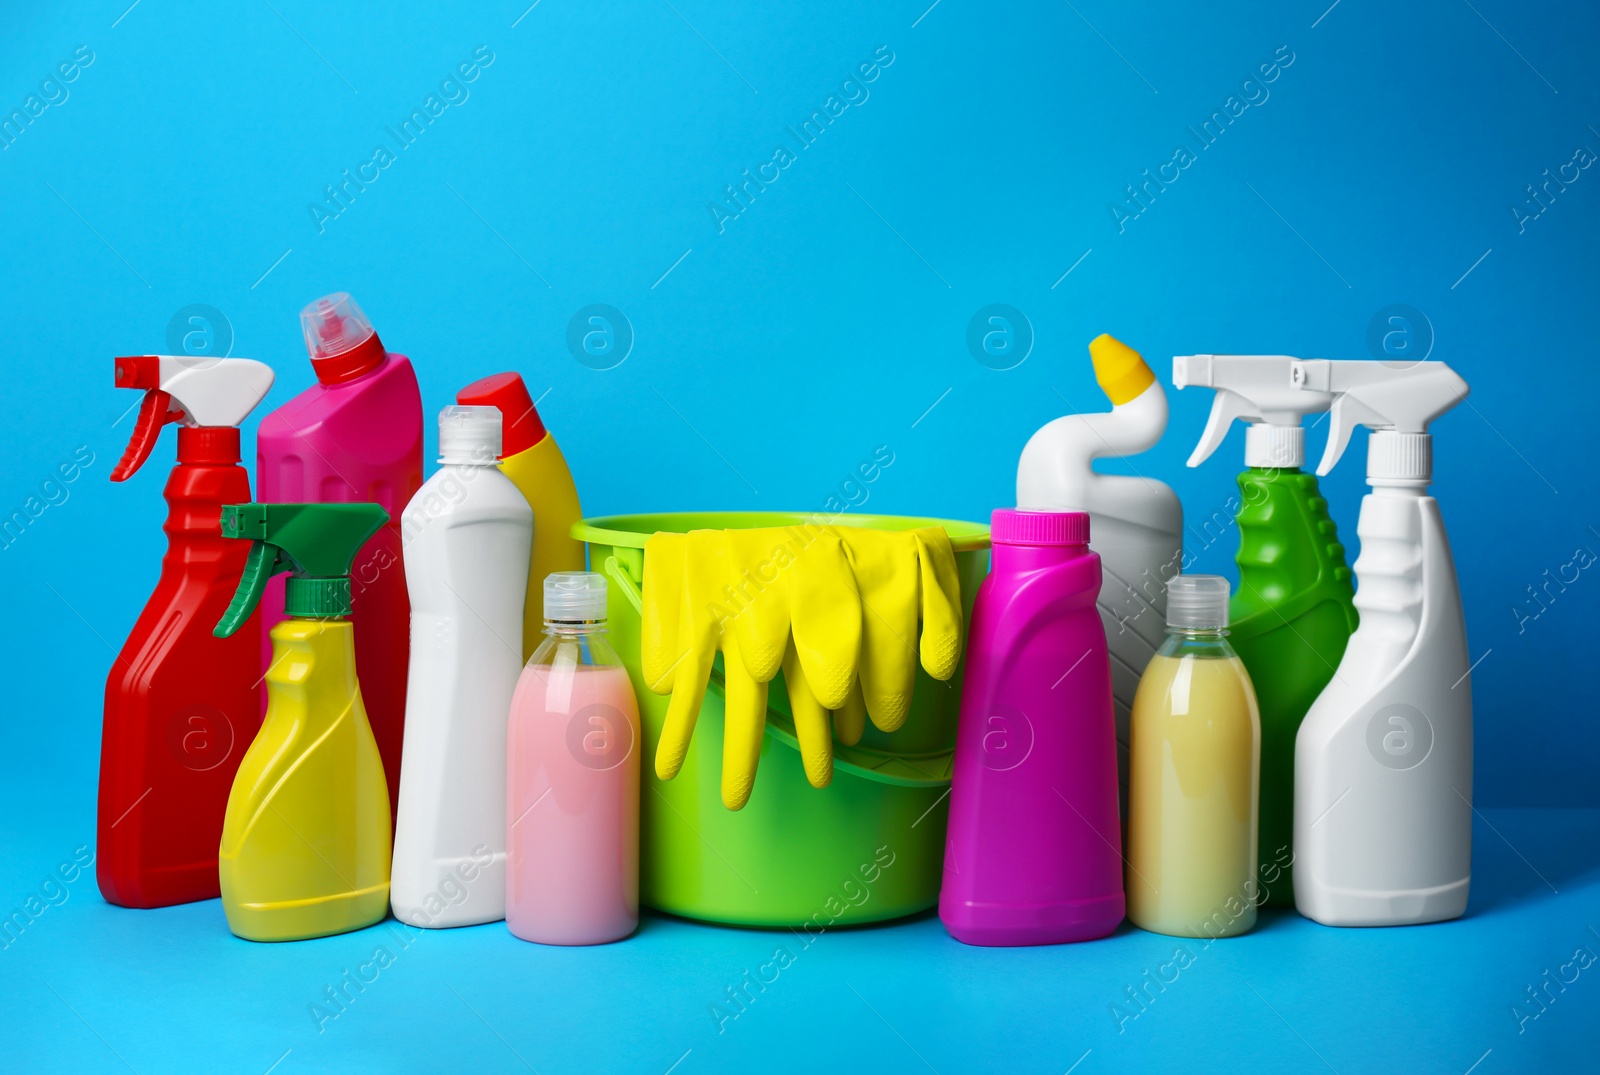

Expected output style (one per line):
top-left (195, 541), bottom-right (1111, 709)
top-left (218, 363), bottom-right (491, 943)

top-left (213, 503), bottom-right (389, 637)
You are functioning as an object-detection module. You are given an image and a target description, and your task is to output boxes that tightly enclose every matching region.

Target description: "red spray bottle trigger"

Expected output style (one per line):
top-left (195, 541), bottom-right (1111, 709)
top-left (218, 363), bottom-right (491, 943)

top-left (109, 355), bottom-right (276, 482)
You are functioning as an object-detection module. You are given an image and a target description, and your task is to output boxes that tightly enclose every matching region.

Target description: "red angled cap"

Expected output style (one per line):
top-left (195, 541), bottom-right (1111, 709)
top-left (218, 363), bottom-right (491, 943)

top-left (990, 509), bottom-right (1090, 546)
top-left (114, 355), bottom-right (161, 389)
top-left (456, 372), bottom-right (546, 458)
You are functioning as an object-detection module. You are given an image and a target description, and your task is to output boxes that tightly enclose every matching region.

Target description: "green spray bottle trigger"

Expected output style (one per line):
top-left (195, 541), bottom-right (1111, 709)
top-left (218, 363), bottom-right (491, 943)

top-left (213, 503), bottom-right (389, 637)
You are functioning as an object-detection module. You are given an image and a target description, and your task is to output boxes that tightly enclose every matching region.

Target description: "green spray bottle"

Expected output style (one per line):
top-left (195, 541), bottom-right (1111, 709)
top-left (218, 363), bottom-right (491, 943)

top-left (213, 502), bottom-right (392, 942)
top-left (1172, 355), bottom-right (1358, 906)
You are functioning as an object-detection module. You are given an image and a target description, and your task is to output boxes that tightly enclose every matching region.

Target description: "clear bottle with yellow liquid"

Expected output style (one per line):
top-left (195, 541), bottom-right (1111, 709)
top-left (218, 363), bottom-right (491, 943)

top-left (212, 503), bottom-right (393, 942)
top-left (1127, 575), bottom-right (1261, 939)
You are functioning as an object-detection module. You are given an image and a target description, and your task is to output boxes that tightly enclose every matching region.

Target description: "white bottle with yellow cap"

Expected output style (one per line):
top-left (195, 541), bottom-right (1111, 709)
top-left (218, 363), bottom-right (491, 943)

top-left (1017, 335), bottom-right (1183, 809)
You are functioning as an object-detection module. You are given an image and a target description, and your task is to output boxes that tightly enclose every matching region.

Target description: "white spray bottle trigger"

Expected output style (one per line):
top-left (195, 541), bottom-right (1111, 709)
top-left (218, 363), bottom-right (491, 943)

top-left (111, 356), bottom-right (276, 481)
top-left (1172, 354), bottom-right (1335, 468)
top-left (1186, 388), bottom-right (1254, 468)
top-left (1290, 360), bottom-right (1470, 476)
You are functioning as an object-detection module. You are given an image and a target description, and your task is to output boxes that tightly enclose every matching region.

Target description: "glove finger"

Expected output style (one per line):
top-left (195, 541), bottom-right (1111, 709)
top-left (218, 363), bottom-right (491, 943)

top-left (913, 528), bottom-right (964, 681)
top-left (832, 678), bottom-right (867, 747)
top-left (654, 530), bottom-right (726, 777)
top-left (655, 645), bottom-right (713, 781)
top-left (790, 526), bottom-right (860, 710)
top-left (641, 532), bottom-right (688, 693)
top-left (726, 528), bottom-right (791, 683)
top-left (720, 631), bottom-right (767, 811)
top-left (847, 531), bottom-right (918, 733)
top-left (782, 640), bottom-right (833, 789)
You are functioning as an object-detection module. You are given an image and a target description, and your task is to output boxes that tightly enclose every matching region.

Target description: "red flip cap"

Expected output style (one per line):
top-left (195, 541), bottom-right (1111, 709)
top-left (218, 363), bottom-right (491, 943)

top-left (456, 372), bottom-right (547, 458)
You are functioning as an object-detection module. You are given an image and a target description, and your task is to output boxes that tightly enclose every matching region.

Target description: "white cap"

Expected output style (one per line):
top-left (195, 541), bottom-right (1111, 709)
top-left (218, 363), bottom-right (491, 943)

top-left (1167, 574), bottom-right (1230, 630)
top-left (437, 405), bottom-right (501, 465)
top-left (1367, 431), bottom-right (1432, 482)
top-left (1244, 423), bottom-right (1305, 469)
top-left (545, 571), bottom-right (606, 623)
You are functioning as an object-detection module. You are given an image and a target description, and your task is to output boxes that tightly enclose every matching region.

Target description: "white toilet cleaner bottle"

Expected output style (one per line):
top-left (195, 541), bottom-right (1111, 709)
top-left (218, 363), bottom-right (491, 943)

top-left (391, 405), bottom-right (533, 927)
top-left (1288, 358), bottom-right (1473, 927)
top-left (1017, 334), bottom-right (1182, 809)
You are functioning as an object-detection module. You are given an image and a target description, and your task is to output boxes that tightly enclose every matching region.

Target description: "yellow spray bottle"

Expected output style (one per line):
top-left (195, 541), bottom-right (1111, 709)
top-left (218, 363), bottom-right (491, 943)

top-left (212, 502), bottom-right (392, 942)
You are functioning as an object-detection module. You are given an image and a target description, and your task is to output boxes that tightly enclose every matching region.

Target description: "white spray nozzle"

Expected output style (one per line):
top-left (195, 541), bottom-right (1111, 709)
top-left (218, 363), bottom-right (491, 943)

top-left (1290, 359), bottom-right (1469, 479)
top-left (1172, 354), bottom-right (1336, 469)
top-left (111, 356), bottom-right (275, 481)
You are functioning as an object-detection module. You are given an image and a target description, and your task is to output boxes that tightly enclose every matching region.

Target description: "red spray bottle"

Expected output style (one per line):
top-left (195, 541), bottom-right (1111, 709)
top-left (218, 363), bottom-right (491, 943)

top-left (98, 355), bottom-right (275, 908)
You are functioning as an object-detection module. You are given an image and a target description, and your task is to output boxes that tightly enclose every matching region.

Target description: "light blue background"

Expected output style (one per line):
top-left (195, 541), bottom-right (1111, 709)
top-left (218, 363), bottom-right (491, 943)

top-left (2, 1), bottom-right (1598, 1071)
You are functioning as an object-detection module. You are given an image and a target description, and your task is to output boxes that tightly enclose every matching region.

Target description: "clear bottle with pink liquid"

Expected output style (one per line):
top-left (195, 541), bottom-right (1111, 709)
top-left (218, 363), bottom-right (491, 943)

top-left (506, 572), bottom-right (640, 945)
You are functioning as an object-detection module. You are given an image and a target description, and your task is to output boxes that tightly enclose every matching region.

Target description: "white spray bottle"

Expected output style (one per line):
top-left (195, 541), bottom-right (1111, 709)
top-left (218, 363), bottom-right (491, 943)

top-left (1289, 358), bottom-right (1473, 927)
top-left (390, 406), bottom-right (533, 927)
top-left (1018, 334), bottom-right (1182, 807)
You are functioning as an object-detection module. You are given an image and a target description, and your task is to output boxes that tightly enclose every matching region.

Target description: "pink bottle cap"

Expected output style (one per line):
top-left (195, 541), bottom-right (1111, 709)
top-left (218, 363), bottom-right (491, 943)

top-left (990, 509), bottom-right (1090, 546)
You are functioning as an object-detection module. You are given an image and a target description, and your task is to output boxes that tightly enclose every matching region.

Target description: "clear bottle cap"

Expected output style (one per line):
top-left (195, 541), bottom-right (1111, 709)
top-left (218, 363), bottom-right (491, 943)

top-left (1166, 574), bottom-right (1230, 629)
top-left (545, 571), bottom-right (606, 624)
top-left (438, 405), bottom-right (501, 464)
top-left (300, 291), bottom-right (375, 361)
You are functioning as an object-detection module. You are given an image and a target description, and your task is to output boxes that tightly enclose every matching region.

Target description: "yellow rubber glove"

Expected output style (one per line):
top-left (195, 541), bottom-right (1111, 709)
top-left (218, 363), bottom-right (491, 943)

top-left (780, 641), bottom-right (869, 787)
top-left (837, 527), bottom-right (964, 732)
top-left (642, 526), bottom-right (861, 809)
top-left (642, 524), bottom-right (964, 808)
top-left (726, 526), bottom-right (861, 792)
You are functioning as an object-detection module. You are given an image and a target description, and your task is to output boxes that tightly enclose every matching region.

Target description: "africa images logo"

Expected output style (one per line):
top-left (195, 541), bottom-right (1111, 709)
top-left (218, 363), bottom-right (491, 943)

top-left (1366, 703), bottom-right (1433, 771)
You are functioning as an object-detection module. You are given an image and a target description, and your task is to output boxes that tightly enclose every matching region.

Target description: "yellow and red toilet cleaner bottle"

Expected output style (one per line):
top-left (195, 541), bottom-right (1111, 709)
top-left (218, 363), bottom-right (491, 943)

top-left (256, 293), bottom-right (422, 825)
top-left (212, 502), bottom-right (393, 941)
top-left (455, 372), bottom-right (584, 661)
top-left (98, 355), bottom-right (274, 908)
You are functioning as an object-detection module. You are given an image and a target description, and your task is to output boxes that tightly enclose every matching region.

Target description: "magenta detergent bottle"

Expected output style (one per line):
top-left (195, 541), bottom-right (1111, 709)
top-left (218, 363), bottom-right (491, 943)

top-left (256, 292), bottom-right (423, 824)
top-left (939, 509), bottom-right (1125, 946)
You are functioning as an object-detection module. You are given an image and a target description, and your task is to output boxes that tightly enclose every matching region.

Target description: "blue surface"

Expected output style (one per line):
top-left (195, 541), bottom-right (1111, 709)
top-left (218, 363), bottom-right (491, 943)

top-left (2, 0), bottom-right (1598, 1070)
top-left (4, 803), bottom-right (1599, 1071)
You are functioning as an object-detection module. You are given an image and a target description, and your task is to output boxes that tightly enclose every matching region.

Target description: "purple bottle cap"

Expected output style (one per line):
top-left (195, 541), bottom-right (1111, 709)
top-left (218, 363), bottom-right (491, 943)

top-left (990, 509), bottom-right (1090, 546)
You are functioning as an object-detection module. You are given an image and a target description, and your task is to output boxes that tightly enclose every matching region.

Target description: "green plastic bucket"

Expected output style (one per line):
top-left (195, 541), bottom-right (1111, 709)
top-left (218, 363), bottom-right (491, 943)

top-left (571, 512), bottom-right (990, 927)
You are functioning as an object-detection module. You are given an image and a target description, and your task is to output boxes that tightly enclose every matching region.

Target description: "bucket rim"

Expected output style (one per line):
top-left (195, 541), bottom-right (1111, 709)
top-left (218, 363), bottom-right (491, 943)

top-left (572, 511), bottom-right (992, 552)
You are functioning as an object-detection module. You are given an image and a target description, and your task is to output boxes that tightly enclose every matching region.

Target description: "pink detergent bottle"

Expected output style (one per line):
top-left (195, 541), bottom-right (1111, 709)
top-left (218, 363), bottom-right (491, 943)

top-left (256, 292), bottom-right (423, 823)
top-left (940, 509), bottom-right (1125, 946)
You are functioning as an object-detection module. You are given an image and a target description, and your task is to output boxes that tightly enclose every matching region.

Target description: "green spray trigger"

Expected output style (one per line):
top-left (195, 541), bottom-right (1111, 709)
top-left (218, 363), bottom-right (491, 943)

top-left (214, 503), bottom-right (389, 637)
